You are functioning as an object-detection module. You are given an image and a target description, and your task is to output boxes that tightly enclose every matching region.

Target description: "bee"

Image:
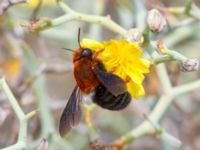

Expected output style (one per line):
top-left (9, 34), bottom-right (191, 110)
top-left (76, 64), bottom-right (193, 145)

top-left (59, 30), bottom-right (131, 136)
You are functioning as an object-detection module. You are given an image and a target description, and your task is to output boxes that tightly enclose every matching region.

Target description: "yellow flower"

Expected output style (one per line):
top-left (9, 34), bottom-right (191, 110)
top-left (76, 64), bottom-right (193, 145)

top-left (80, 39), bottom-right (150, 99)
top-left (28, 0), bottom-right (55, 8)
top-left (81, 39), bottom-right (104, 51)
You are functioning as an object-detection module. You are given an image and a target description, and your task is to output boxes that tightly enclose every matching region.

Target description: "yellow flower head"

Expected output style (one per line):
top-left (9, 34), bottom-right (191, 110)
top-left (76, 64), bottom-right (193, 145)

top-left (80, 39), bottom-right (150, 99)
top-left (28, 0), bottom-right (55, 8)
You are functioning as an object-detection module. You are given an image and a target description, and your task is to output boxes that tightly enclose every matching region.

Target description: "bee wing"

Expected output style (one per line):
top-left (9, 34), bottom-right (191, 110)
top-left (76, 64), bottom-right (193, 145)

top-left (93, 63), bottom-right (127, 96)
top-left (59, 86), bottom-right (82, 137)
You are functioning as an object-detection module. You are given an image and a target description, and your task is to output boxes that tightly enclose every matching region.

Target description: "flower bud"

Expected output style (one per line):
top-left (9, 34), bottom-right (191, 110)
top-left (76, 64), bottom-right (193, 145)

top-left (147, 9), bottom-right (167, 33)
top-left (37, 138), bottom-right (48, 150)
top-left (180, 59), bottom-right (199, 72)
top-left (125, 28), bottom-right (143, 43)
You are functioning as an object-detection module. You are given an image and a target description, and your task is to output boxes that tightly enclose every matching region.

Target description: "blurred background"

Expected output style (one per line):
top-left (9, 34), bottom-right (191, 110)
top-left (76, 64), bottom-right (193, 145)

top-left (0, 0), bottom-right (200, 149)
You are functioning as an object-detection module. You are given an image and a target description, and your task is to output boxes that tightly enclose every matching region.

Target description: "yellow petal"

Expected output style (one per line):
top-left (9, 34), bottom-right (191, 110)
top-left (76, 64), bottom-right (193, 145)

top-left (125, 66), bottom-right (144, 84)
top-left (28, 0), bottom-right (55, 8)
top-left (141, 59), bottom-right (151, 69)
top-left (126, 59), bottom-right (150, 75)
top-left (80, 39), bottom-right (104, 51)
top-left (127, 81), bottom-right (145, 99)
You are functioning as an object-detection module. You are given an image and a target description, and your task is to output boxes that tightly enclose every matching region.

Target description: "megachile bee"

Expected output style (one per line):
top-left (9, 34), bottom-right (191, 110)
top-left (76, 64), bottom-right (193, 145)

top-left (59, 29), bottom-right (131, 136)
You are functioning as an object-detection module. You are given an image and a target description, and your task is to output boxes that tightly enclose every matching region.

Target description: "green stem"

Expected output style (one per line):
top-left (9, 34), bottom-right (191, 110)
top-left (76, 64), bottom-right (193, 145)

top-left (149, 94), bottom-right (173, 122)
top-left (132, 0), bottom-right (147, 31)
top-left (173, 80), bottom-right (200, 96)
top-left (34, 1), bottom-right (127, 36)
top-left (118, 79), bottom-right (200, 146)
top-left (168, 2), bottom-right (200, 21)
top-left (58, 1), bottom-right (127, 36)
top-left (120, 94), bottom-right (172, 144)
top-left (18, 121), bottom-right (27, 145)
top-left (0, 78), bottom-right (37, 150)
top-left (155, 64), bottom-right (172, 92)
top-left (153, 50), bottom-right (187, 64)
top-left (184, 0), bottom-right (192, 16)
top-left (164, 26), bottom-right (198, 47)
top-left (57, 1), bottom-right (75, 13)
top-left (0, 78), bottom-right (25, 119)
top-left (2, 142), bottom-right (25, 150)
top-left (25, 110), bottom-right (39, 121)
top-left (184, 0), bottom-right (200, 20)
top-left (52, 135), bottom-right (73, 150)
top-left (153, 55), bottom-right (173, 64)
top-left (51, 14), bottom-right (76, 26)
top-left (21, 43), bottom-right (54, 138)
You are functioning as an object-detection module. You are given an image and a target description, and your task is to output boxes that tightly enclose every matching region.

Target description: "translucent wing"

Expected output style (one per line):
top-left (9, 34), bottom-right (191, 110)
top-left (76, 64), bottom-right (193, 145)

top-left (93, 62), bottom-right (127, 96)
top-left (59, 86), bottom-right (82, 137)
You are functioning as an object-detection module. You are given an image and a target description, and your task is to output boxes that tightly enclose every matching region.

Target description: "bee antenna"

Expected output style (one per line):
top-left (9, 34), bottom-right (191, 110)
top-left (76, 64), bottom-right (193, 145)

top-left (62, 48), bottom-right (74, 53)
top-left (78, 28), bottom-right (81, 47)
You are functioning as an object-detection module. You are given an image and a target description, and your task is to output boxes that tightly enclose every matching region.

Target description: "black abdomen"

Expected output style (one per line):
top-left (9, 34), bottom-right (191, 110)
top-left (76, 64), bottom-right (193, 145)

top-left (93, 84), bottom-right (131, 110)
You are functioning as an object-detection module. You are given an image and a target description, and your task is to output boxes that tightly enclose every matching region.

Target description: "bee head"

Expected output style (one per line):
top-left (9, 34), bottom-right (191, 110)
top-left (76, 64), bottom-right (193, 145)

top-left (80, 48), bottom-right (93, 58)
top-left (73, 48), bottom-right (93, 62)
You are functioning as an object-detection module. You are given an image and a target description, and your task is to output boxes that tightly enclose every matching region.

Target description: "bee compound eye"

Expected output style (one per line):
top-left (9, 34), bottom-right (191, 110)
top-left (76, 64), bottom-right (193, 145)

top-left (81, 48), bottom-right (92, 57)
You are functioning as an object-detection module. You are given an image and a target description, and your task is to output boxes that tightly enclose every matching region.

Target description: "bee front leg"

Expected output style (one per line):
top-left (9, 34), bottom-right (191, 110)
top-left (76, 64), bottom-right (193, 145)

top-left (92, 49), bottom-right (104, 61)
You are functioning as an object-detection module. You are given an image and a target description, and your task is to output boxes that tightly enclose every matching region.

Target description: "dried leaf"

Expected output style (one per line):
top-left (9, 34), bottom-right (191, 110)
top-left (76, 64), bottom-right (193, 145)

top-left (0, 0), bottom-right (27, 15)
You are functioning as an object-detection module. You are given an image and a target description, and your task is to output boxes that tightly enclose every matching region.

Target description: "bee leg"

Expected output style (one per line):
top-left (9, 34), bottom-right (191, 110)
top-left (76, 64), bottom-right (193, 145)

top-left (107, 65), bottom-right (119, 73)
top-left (125, 76), bottom-right (131, 83)
top-left (92, 49), bottom-right (104, 61)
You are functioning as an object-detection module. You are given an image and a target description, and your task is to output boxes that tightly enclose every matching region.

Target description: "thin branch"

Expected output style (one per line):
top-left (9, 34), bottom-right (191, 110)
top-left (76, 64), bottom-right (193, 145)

top-left (153, 50), bottom-right (187, 64)
top-left (155, 64), bottom-right (172, 92)
top-left (0, 78), bottom-right (25, 120)
top-left (25, 1), bottom-right (127, 36)
top-left (25, 109), bottom-right (39, 121)
top-left (20, 43), bottom-right (55, 138)
top-left (168, 2), bottom-right (200, 20)
top-left (0, 78), bottom-right (37, 150)
top-left (173, 79), bottom-right (200, 97)
top-left (113, 77), bottom-right (200, 148)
